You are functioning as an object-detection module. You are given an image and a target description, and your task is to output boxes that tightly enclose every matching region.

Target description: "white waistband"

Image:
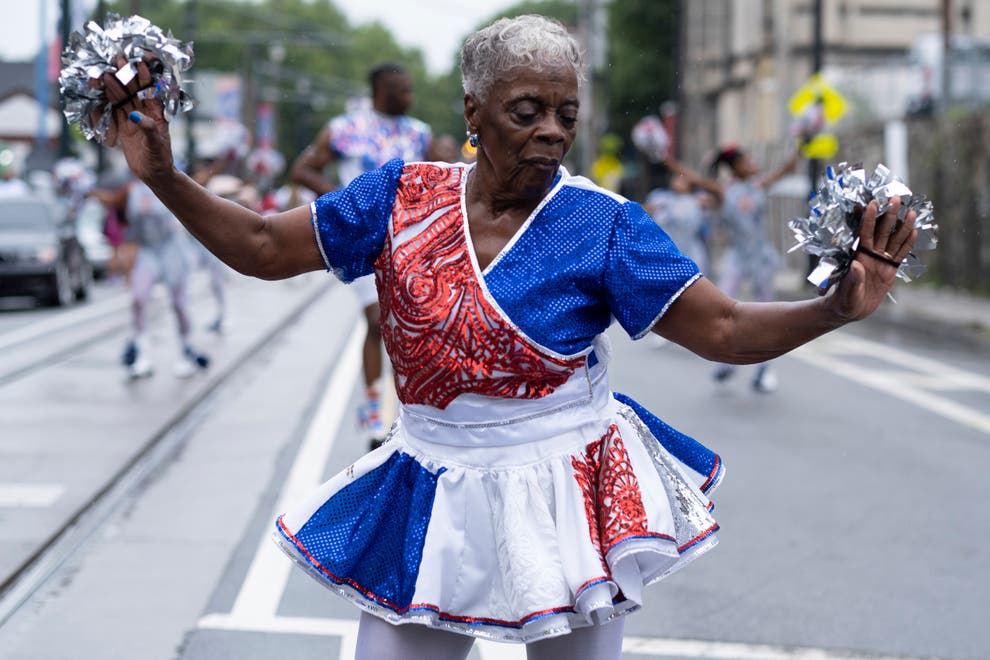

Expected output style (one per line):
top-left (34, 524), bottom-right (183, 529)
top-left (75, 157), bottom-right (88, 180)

top-left (398, 364), bottom-right (613, 448)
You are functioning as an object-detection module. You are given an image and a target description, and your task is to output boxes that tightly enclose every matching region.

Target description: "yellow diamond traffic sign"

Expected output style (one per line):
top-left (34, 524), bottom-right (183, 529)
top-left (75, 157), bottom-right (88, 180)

top-left (788, 73), bottom-right (847, 123)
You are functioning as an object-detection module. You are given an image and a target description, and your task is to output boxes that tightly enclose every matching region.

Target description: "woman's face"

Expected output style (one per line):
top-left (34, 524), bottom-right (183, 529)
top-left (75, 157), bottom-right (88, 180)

top-left (466, 63), bottom-right (579, 198)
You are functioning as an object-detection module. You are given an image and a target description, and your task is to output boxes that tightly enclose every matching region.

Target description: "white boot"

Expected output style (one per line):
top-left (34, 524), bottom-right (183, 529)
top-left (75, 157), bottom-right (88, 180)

top-left (123, 336), bottom-right (153, 379)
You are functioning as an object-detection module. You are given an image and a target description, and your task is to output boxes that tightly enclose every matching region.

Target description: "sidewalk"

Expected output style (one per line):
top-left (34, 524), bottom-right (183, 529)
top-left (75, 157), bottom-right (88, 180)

top-left (872, 282), bottom-right (990, 348)
top-left (778, 269), bottom-right (990, 348)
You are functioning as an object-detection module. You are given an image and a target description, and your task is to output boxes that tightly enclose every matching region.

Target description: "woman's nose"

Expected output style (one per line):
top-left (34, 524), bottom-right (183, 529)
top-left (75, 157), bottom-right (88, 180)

top-left (535, 115), bottom-right (566, 143)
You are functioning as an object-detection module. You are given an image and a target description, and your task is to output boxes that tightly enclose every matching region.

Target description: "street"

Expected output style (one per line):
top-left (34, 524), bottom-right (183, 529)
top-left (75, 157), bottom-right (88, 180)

top-left (0, 273), bottom-right (987, 660)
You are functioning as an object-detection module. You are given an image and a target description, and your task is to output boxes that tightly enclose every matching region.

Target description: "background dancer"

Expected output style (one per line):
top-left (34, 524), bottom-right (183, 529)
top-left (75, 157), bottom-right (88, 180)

top-left (92, 178), bottom-right (210, 379)
top-left (660, 145), bottom-right (800, 392)
top-left (706, 144), bottom-right (800, 392)
top-left (290, 62), bottom-right (432, 449)
top-left (646, 159), bottom-right (721, 275)
top-left (100, 14), bottom-right (915, 659)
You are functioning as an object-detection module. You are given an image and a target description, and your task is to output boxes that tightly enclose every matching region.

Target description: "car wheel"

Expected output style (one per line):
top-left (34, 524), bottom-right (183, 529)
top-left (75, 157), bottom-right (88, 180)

top-left (46, 262), bottom-right (74, 307)
top-left (74, 260), bottom-right (93, 301)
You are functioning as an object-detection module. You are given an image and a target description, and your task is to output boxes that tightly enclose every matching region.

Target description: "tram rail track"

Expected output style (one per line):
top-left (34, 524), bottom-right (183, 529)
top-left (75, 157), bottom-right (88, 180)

top-left (0, 279), bottom-right (220, 386)
top-left (0, 276), bottom-right (331, 628)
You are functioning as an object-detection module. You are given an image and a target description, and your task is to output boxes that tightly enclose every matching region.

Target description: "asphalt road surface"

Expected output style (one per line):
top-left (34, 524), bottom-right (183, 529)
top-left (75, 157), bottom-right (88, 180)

top-left (0, 273), bottom-right (987, 660)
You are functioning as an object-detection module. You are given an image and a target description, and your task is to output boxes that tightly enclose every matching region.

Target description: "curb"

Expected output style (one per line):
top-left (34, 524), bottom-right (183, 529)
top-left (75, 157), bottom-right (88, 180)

top-left (777, 270), bottom-right (990, 349)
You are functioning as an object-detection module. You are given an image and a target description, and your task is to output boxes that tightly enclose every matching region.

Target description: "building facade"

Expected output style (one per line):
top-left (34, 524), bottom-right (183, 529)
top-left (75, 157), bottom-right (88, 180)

top-left (677, 0), bottom-right (990, 164)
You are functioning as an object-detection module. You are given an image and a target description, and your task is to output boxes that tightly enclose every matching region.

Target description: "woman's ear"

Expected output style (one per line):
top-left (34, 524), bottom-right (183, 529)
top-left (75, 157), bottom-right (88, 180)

top-left (463, 93), bottom-right (479, 134)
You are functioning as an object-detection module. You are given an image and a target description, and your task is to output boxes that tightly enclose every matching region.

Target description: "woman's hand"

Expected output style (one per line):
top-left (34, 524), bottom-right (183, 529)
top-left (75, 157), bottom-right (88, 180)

top-left (98, 54), bottom-right (176, 183)
top-left (825, 197), bottom-right (918, 322)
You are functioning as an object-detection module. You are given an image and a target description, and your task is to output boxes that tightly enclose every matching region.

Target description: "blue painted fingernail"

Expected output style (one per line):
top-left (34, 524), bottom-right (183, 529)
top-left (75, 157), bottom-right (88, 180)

top-left (128, 111), bottom-right (141, 124)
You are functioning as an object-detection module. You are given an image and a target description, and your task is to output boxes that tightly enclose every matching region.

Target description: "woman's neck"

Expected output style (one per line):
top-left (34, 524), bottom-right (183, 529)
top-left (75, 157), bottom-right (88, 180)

top-left (466, 160), bottom-right (549, 219)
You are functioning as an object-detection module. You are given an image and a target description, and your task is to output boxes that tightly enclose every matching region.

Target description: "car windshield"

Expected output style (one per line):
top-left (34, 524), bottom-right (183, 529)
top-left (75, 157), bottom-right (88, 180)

top-left (0, 199), bottom-right (56, 231)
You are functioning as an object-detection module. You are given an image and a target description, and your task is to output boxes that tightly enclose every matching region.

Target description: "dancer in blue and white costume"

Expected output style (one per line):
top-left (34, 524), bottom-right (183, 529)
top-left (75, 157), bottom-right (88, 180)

top-left (103, 14), bottom-right (917, 660)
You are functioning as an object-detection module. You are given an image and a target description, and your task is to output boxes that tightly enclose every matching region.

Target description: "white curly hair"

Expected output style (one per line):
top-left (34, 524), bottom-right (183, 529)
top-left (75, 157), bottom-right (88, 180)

top-left (460, 14), bottom-right (584, 102)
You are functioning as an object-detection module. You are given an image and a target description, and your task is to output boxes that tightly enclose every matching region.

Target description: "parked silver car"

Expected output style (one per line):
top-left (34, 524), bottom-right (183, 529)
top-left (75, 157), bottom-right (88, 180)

top-left (0, 195), bottom-right (92, 306)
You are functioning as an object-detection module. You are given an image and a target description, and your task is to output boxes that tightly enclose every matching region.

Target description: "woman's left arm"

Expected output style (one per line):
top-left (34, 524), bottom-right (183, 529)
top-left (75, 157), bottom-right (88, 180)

top-left (654, 198), bottom-right (917, 362)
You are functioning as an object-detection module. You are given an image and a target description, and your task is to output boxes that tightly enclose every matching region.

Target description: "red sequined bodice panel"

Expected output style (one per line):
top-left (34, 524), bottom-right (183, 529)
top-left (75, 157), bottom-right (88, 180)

top-left (375, 164), bottom-right (583, 409)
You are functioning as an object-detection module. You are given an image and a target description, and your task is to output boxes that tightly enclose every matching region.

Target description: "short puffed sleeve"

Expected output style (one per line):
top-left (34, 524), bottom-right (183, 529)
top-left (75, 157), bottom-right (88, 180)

top-left (604, 201), bottom-right (701, 339)
top-left (310, 159), bottom-right (404, 282)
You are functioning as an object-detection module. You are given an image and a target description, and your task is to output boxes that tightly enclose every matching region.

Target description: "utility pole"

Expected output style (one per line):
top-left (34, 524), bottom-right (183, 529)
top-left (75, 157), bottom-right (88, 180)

top-left (806, 0), bottom-right (824, 277)
top-left (58, 0), bottom-right (73, 158)
top-left (95, 0), bottom-right (108, 173)
top-left (575, 0), bottom-right (608, 176)
top-left (673, 0), bottom-right (684, 158)
top-left (942, 0), bottom-right (952, 108)
top-left (185, 0), bottom-right (198, 168)
top-left (34, 0), bottom-right (50, 154)
top-left (577, 0), bottom-right (595, 175)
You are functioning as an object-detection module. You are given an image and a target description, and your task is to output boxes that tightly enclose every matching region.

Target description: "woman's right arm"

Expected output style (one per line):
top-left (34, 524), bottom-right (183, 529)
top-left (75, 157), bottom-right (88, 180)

top-left (135, 167), bottom-right (324, 280)
top-left (101, 57), bottom-right (325, 280)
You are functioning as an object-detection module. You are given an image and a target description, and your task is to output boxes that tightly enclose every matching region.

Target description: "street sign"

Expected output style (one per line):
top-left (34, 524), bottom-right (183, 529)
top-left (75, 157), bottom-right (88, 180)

top-left (788, 73), bottom-right (847, 122)
top-left (789, 74), bottom-right (847, 159)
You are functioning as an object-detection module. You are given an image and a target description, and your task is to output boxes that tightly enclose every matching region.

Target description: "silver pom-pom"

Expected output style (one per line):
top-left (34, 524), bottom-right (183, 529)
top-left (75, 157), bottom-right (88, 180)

top-left (788, 162), bottom-right (939, 291)
top-left (59, 14), bottom-right (194, 142)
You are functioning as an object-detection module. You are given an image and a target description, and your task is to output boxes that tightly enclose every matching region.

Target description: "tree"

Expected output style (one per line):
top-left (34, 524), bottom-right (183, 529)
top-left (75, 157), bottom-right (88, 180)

top-left (91, 0), bottom-right (678, 177)
top-left (605, 0), bottom-right (677, 153)
top-left (101, 0), bottom-right (439, 162)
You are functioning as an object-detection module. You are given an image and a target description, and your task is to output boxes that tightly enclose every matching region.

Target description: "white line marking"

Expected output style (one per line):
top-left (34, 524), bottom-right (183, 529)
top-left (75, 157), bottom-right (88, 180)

top-left (198, 613), bottom-right (358, 657)
top-left (817, 334), bottom-right (990, 392)
top-left (225, 323), bottom-right (364, 621)
top-left (197, 614), bottom-right (909, 660)
top-left (792, 341), bottom-right (990, 436)
top-left (477, 639), bottom-right (526, 659)
top-left (0, 484), bottom-right (64, 507)
top-left (621, 633), bottom-right (904, 659)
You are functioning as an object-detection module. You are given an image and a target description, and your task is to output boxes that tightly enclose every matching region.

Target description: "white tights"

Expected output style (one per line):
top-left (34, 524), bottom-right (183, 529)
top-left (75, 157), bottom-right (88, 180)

top-left (354, 612), bottom-right (625, 660)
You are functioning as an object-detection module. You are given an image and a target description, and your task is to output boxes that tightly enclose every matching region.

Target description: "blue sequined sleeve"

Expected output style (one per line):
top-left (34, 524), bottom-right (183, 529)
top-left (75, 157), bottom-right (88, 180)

top-left (310, 159), bottom-right (404, 282)
top-left (604, 202), bottom-right (701, 339)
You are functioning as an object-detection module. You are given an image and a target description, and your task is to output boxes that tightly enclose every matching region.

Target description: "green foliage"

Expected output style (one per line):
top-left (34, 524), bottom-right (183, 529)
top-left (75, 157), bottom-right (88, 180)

top-left (94, 0), bottom-right (678, 174)
top-left (484, 1), bottom-right (578, 27)
top-left (605, 0), bottom-right (677, 149)
top-left (101, 0), bottom-right (438, 158)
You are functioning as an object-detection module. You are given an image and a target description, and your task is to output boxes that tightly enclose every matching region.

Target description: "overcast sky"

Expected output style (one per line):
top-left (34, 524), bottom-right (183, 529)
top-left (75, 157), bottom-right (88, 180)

top-left (1, 0), bottom-right (517, 74)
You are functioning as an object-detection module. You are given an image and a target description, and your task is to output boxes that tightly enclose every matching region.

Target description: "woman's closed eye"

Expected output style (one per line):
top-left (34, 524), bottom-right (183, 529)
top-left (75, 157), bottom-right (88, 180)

top-left (512, 103), bottom-right (541, 124)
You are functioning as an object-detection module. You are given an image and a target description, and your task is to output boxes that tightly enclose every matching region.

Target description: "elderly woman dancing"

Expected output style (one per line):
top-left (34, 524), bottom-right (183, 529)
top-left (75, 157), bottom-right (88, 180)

top-left (102, 14), bottom-right (915, 660)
